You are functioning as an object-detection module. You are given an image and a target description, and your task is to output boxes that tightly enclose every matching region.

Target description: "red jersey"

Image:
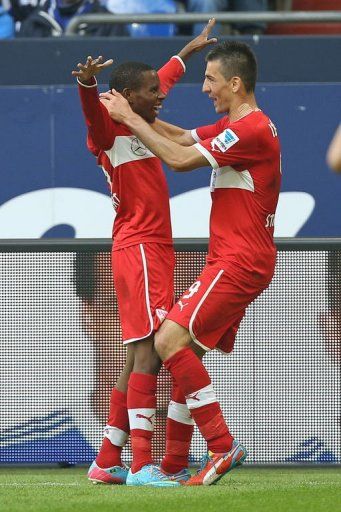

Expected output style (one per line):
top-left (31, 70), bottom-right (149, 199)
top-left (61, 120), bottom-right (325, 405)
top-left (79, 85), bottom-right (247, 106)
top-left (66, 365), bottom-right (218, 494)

top-left (192, 110), bottom-right (281, 281)
top-left (78, 56), bottom-right (185, 250)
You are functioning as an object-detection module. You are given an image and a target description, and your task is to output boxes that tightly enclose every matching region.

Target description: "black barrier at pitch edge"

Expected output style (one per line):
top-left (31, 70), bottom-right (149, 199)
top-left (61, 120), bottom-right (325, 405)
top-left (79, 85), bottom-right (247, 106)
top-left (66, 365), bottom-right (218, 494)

top-left (0, 238), bottom-right (341, 252)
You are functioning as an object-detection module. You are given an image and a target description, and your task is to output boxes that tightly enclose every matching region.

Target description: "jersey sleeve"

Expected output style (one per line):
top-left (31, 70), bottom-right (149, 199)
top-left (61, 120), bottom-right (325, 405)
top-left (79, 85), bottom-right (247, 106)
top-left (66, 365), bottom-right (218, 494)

top-left (78, 78), bottom-right (118, 156)
top-left (157, 56), bottom-right (186, 96)
top-left (191, 117), bottom-right (228, 144)
top-left (193, 120), bottom-right (258, 170)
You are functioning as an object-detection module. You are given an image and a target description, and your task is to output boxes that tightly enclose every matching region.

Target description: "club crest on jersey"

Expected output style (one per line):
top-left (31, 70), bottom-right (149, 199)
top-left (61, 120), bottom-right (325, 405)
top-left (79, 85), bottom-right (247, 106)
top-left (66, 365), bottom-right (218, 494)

top-left (211, 129), bottom-right (239, 153)
top-left (131, 137), bottom-right (147, 156)
top-left (156, 308), bottom-right (168, 322)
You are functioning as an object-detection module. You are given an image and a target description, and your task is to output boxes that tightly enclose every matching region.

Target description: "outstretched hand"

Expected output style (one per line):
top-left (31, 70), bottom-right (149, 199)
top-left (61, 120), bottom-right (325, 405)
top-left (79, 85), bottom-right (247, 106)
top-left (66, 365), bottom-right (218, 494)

top-left (178, 18), bottom-right (217, 61)
top-left (72, 55), bottom-right (113, 84)
top-left (99, 89), bottom-right (134, 124)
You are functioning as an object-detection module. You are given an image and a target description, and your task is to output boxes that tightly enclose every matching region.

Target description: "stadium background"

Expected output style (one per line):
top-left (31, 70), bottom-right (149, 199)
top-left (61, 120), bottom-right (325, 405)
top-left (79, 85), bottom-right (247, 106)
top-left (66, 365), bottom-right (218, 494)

top-left (0, 30), bottom-right (340, 467)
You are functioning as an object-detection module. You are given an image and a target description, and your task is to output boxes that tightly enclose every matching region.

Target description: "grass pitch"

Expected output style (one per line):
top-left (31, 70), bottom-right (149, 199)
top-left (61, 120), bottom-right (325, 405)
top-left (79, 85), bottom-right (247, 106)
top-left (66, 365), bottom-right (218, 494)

top-left (0, 466), bottom-right (340, 512)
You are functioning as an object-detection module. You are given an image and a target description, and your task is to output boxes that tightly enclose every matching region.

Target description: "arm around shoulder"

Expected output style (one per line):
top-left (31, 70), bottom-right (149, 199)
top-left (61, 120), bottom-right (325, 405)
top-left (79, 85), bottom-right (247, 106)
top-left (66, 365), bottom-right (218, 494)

top-left (152, 119), bottom-right (196, 146)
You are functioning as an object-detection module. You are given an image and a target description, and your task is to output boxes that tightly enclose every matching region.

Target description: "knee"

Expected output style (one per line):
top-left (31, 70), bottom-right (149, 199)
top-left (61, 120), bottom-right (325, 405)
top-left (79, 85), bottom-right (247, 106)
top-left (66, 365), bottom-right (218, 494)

top-left (154, 325), bottom-right (176, 361)
top-left (133, 341), bottom-right (161, 375)
top-left (155, 320), bottom-right (191, 361)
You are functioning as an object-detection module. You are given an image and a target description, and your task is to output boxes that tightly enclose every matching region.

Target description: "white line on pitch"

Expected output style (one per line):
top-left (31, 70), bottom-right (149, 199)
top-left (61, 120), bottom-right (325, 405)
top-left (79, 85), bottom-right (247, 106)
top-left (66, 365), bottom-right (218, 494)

top-left (0, 482), bottom-right (80, 486)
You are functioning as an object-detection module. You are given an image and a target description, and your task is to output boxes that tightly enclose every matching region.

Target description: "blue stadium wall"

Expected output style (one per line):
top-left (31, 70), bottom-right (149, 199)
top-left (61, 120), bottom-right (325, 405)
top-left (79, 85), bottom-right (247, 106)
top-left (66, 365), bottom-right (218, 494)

top-left (1, 36), bottom-right (341, 238)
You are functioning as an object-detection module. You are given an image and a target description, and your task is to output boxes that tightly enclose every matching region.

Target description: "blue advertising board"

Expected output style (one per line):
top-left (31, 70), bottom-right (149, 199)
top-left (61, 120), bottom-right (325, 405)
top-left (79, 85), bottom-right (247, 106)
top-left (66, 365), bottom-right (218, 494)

top-left (0, 83), bottom-right (340, 238)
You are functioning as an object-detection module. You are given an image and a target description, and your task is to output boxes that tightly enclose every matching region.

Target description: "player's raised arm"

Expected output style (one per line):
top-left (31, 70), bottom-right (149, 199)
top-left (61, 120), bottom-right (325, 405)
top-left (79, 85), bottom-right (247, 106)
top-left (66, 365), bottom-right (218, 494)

top-left (73, 55), bottom-right (118, 152)
top-left (152, 20), bottom-right (218, 146)
top-left (99, 90), bottom-right (208, 172)
top-left (72, 55), bottom-right (113, 85)
top-left (157, 18), bottom-right (217, 96)
top-left (177, 18), bottom-right (217, 62)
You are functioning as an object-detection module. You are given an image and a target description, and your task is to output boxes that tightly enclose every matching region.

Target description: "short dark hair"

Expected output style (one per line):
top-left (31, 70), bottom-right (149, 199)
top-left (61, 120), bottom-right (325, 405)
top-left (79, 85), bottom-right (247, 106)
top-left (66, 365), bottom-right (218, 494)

top-left (109, 62), bottom-right (154, 92)
top-left (206, 41), bottom-right (257, 93)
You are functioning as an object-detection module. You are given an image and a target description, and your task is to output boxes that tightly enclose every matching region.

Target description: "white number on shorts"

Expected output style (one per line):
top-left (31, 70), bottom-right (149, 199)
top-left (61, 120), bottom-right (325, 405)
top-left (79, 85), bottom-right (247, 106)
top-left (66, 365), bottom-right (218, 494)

top-left (183, 281), bottom-right (201, 299)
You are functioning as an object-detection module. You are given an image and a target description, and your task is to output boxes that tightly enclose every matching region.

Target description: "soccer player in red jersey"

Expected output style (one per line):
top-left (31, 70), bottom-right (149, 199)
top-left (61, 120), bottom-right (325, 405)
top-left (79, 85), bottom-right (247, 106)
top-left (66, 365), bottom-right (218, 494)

top-left (72, 21), bottom-right (217, 487)
top-left (100, 40), bottom-right (282, 485)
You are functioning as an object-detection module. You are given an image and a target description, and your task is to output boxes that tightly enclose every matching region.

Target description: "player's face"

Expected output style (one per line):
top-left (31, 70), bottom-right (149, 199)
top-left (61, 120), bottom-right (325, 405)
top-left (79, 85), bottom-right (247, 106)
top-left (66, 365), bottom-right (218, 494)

top-left (202, 60), bottom-right (235, 114)
top-left (129, 71), bottom-right (165, 124)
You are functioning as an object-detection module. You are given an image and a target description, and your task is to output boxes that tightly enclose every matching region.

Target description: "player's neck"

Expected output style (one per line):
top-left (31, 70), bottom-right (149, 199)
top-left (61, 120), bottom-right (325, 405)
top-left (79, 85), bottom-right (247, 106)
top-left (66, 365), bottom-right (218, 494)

top-left (228, 98), bottom-right (259, 123)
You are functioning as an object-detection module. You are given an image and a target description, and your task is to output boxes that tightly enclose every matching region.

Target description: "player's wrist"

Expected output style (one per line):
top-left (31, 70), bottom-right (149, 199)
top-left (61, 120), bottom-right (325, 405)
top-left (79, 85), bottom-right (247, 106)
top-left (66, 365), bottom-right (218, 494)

top-left (77, 76), bottom-right (97, 87)
top-left (124, 111), bottom-right (144, 129)
top-left (172, 54), bottom-right (186, 72)
top-left (176, 46), bottom-right (193, 63)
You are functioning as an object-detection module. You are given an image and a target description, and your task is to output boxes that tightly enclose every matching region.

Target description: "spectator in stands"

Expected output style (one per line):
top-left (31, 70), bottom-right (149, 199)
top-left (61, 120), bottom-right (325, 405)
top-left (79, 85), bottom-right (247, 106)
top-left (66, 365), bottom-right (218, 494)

top-left (104, 0), bottom-right (178, 37)
top-left (326, 124), bottom-right (341, 173)
top-left (0, 0), bottom-right (15, 37)
top-left (18, 0), bottom-right (125, 37)
top-left (6, 0), bottom-right (39, 25)
top-left (181, 0), bottom-right (269, 35)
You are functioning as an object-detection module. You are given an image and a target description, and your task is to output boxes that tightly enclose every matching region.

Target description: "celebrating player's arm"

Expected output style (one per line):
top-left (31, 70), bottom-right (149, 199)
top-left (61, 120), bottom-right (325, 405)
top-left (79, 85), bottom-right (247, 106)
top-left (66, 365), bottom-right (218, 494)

top-left (72, 55), bottom-right (117, 153)
top-left (72, 55), bottom-right (113, 86)
top-left (177, 18), bottom-right (217, 62)
top-left (150, 119), bottom-right (195, 147)
top-left (151, 115), bottom-right (227, 147)
top-left (151, 17), bottom-right (217, 97)
top-left (100, 90), bottom-right (208, 171)
top-left (143, 18), bottom-right (218, 147)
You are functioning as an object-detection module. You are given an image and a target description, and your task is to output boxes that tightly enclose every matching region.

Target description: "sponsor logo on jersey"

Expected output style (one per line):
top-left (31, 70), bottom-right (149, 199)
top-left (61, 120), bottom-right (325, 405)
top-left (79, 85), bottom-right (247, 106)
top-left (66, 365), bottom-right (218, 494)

top-left (211, 129), bottom-right (239, 153)
top-left (178, 300), bottom-right (188, 312)
top-left (130, 137), bottom-right (147, 156)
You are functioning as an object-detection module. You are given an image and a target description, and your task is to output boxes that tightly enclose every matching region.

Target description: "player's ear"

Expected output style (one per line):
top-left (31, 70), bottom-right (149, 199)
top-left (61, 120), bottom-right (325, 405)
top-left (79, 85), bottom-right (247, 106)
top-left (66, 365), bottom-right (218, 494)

top-left (122, 88), bottom-right (134, 103)
top-left (231, 76), bottom-right (240, 93)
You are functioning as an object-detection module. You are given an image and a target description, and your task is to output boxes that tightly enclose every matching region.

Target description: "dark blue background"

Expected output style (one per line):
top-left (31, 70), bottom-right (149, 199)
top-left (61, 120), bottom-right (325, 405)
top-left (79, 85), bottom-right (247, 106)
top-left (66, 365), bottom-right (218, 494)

top-left (1, 83), bottom-right (340, 236)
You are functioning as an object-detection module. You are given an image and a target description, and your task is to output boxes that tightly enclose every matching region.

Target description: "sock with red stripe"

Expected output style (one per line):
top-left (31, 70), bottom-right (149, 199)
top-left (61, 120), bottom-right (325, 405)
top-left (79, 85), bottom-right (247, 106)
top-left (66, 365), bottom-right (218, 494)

top-left (161, 379), bottom-right (194, 474)
top-left (127, 372), bottom-right (157, 473)
top-left (96, 388), bottom-right (129, 468)
top-left (164, 348), bottom-right (233, 454)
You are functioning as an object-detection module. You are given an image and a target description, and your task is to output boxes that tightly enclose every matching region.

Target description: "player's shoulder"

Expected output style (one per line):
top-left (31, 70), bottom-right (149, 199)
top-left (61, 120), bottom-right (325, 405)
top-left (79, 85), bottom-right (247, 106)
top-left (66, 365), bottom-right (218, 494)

top-left (244, 111), bottom-right (278, 143)
top-left (252, 110), bottom-right (276, 133)
top-left (112, 121), bottom-right (132, 135)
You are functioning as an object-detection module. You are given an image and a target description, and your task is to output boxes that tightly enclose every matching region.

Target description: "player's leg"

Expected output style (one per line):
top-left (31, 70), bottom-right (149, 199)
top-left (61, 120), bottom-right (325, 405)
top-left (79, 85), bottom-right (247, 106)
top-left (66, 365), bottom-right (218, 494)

top-left (126, 339), bottom-right (181, 487)
top-left (160, 343), bottom-right (205, 481)
top-left (118, 243), bottom-right (179, 486)
top-left (184, 317), bottom-right (247, 486)
top-left (155, 264), bottom-right (260, 485)
top-left (127, 335), bottom-right (161, 474)
top-left (160, 377), bottom-right (194, 483)
top-left (157, 323), bottom-right (246, 487)
top-left (88, 344), bottom-right (134, 484)
top-left (156, 319), bottom-right (235, 456)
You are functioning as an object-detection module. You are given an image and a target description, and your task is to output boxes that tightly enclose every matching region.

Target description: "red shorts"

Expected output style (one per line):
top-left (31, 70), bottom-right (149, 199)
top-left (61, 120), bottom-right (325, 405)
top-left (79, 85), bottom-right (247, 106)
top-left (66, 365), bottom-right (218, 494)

top-left (112, 243), bottom-right (175, 344)
top-left (167, 262), bottom-right (269, 354)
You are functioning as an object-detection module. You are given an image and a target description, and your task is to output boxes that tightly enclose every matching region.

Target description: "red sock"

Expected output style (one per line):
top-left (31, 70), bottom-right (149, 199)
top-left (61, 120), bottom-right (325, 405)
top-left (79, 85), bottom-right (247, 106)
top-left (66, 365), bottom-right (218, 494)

top-left (164, 348), bottom-right (233, 453)
top-left (96, 388), bottom-right (129, 468)
top-left (127, 373), bottom-right (157, 473)
top-left (161, 379), bottom-right (194, 474)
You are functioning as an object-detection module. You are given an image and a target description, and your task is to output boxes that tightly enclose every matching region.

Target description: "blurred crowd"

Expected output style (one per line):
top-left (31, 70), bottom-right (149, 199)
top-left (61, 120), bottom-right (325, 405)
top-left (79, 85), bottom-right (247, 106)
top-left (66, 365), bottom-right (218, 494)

top-left (0, 0), bottom-right (272, 38)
